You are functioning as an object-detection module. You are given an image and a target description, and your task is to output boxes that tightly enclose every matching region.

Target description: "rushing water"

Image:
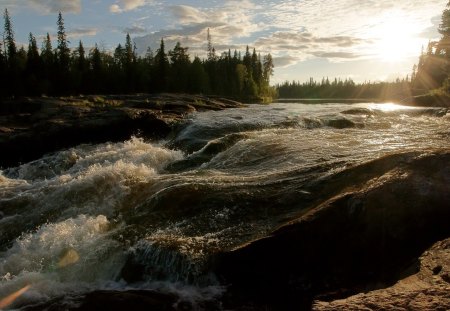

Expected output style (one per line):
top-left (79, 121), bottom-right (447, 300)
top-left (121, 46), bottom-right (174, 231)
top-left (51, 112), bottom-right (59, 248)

top-left (0, 102), bottom-right (448, 309)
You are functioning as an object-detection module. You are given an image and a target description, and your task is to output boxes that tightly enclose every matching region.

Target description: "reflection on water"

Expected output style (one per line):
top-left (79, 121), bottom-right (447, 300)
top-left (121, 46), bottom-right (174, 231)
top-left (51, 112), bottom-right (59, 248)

top-left (368, 102), bottom-right (417, 111)
top-left (0, 102), bottom-right (448, 309)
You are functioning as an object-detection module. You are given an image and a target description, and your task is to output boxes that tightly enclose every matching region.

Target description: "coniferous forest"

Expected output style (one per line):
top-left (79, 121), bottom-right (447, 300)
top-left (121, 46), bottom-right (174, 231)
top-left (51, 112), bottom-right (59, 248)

top-left (278, 1), bottom-right (450, 103)
top-left (0, 10), bottom-right (275, 100)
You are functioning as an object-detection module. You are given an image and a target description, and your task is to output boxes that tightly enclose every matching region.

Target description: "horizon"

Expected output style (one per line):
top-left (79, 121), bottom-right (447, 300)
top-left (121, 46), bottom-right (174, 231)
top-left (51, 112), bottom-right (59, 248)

top-left (1, 0), bottom-right (447, 84)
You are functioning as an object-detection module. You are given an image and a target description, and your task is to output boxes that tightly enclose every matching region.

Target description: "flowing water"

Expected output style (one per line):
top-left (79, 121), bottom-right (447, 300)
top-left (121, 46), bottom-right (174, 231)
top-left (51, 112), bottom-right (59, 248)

top-left (0, 102), bottom-right (448, 309)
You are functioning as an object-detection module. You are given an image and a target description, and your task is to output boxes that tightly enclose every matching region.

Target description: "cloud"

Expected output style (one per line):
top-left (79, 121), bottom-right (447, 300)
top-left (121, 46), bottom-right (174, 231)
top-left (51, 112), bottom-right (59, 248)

top-left (134, 1), bottom-right (262, 56)
top-left (123, 25), bottom-right (148, 34)
top-left (273, 56), bottom-right (299, 68)
top-left (254, 31), bottom-right (367, 62)
top-left (67, 28), bottom-right (98, 39)
top-left (170, 5), bottom-right (207, 25)
top-left (110, 0), bottom-right (151, 13)
top-left (419, 15), bottom-right (442, 39)
top-left (29, 0), bottom-right (82, 14)
top-left (311, 52), bottom-right (359, 59)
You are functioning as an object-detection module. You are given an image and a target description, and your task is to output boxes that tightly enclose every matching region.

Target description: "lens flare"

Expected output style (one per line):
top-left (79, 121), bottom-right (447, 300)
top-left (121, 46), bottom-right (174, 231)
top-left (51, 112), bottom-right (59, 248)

top-left (0, 285), bottom-right (31, 309)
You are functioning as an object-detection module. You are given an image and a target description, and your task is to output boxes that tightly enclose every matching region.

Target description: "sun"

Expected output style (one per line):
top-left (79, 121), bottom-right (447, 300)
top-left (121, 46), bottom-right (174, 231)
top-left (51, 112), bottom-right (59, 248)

top-left (371, 11), bottom-right (422, 62)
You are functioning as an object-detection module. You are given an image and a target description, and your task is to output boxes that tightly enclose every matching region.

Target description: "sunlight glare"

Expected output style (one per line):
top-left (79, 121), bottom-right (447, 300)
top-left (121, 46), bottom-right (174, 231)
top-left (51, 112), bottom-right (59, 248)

top-left (369, 103), bottom-right (415, 111)
top-left (372, 11), bottom-right (422, 62)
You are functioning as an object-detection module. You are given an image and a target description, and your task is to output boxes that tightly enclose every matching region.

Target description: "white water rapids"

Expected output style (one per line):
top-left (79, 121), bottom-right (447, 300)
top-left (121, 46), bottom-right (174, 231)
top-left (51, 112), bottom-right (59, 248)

top-left (0, 102), bottom-right (448, 309)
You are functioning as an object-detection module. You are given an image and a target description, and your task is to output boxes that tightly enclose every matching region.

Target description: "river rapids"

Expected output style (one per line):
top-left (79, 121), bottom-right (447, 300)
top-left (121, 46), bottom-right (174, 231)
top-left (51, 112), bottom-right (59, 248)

top-left (0, 102), bottom-right (449, 309)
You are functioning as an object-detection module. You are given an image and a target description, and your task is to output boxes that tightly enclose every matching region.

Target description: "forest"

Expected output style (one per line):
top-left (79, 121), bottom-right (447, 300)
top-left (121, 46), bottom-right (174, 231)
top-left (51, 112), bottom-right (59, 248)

top-left (278, 2), bottom-right (450, 102)
top-left (0, 10), bottom-right (275, 100)
top-left (3, 2), bottom-right (450, 103)
top-left (277, 77), bottom-right (411, 101)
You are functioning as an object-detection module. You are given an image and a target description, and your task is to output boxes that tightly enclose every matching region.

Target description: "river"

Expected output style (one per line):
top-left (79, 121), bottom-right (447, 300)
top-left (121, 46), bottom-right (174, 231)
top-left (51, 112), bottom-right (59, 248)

top-left (0, 102), bottom-right (449, 309)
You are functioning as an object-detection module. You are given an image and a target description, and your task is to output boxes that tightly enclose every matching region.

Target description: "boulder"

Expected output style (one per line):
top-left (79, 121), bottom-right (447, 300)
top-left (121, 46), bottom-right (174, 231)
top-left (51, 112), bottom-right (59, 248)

top-left (214, 151), bottom-right (450, 310)
top-left (0, 94), bottom-right (245, 168)
top-left (313, 238), bottom-right (450, 311)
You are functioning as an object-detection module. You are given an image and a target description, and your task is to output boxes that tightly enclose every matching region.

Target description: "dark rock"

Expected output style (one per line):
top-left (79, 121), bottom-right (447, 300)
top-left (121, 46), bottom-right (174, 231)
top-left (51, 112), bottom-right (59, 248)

top-left (324, 117), bottom-right (357, 128)
top-left (21, 290), bottom-right (179, 311)
top-left (75, 290), bottom-right (178, 311)
top-left (0, 94), bottom-right (245, 168)
top-left (313, 238), bottom-right (450, 310)
top-left (340, 108), bottom-right (375, 116)
top-left (214, 151), bottom-right (450, 310)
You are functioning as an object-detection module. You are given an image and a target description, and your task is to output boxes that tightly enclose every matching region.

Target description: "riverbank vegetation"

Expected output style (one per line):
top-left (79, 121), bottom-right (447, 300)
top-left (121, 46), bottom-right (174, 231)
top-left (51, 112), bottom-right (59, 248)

top-left (278, 1), bottom-right (450, 106)
top-left (0, 10), bottom-right (276, 101)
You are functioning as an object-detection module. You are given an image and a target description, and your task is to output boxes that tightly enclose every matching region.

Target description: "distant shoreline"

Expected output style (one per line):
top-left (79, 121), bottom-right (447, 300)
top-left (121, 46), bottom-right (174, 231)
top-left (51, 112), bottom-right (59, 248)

top-left (275, 96), bottom-right (450, 107)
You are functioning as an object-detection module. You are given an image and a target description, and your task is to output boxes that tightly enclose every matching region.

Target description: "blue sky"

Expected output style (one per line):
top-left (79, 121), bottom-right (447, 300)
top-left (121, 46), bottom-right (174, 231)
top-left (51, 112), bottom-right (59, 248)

top-left (1, 0), bottom-right (447, 84)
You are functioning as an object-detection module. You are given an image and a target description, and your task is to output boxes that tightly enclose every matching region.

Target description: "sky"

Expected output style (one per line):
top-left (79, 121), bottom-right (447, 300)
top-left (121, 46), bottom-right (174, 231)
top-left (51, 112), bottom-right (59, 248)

top-left (1, 0), bottom-right (448, 84)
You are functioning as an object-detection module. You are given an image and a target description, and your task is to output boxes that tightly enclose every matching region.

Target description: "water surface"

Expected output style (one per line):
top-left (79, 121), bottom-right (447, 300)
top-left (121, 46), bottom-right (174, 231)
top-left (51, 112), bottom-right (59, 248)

top-left (0, 102), bottom-right (448, 309)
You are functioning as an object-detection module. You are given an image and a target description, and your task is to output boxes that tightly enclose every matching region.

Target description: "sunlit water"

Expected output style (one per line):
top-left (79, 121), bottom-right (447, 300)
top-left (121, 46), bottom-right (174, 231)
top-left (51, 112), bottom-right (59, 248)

top-left (0, 102), bottom-right (448, 309)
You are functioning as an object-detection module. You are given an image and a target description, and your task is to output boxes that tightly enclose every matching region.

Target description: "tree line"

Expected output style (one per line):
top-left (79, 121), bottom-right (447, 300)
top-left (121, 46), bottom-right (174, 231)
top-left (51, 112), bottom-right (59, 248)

top-left (0, 10), bottom-right (275, 99)
top-left (279, 1), bottom-right (450, 100)
top-left (412, 0), bottom-right (450, 94)
top-left (277, 77), bottom-right (411, 100)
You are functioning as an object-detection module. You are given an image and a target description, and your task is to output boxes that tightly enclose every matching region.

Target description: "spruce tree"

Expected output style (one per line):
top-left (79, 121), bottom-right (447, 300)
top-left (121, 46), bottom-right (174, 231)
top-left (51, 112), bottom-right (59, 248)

top-left (41, 33), bottom-right (54, 94)
top-left (3, 8), bottom-right (16, 61)
top-left (26, 33), bottom-right (41, 95)
top-left (56, 11), bottom-right (70, 94)
top-left (438, 1), bottom-right (450, 56)
top-left (155, 38), bottom-right (169, 92)
top-left (57, 12), bottom-right (70, 64)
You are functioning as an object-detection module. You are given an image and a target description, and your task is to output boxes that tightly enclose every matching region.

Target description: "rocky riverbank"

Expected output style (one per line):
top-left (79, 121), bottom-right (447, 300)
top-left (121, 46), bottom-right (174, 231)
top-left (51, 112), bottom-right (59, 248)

top-left (215, 150), bottom-right (450, 310)
top-left (0, 94), bottom-right (245, 168)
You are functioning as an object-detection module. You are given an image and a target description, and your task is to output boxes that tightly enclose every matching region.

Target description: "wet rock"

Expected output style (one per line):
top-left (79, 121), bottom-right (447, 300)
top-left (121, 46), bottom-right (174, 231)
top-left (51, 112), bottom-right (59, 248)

top-left (324, 117), bottom-right (357, 128)
top-left (313, 238), bottom-right (450, 311)
top-left (215, 151), bottom-right (450, 310)
top-left (21, 290), bottom-right (179, 311)
top-left (75, 290), bottom-right (178, 311)
top-left (340, 108), bottom-right (376, 116)
top-left (0, 94), bottom-right (245, 168)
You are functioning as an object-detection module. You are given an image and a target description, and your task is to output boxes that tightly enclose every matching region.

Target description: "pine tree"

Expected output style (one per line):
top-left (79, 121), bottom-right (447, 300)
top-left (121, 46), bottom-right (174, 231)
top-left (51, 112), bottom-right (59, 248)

top-left (154, 38), bottom-right (169, 92)
top-left (55, 12), bottom-right (71, 94)
top-left (26, 33), bottom-right (41, 95)
top-left (206, 28), bottom-right (216, 61)
top-left (438, 1), bottom-right (450, 56)
top-left (0, 42), bottom-right (5, 98)
top-left (3, 8), bottom-right (16, 61)
top-left (40, 33), bottom-right (54, 94)
top-left (169, 42), bottom-right (190, 92)
top-left (57, 12), bottom-right (70, 68)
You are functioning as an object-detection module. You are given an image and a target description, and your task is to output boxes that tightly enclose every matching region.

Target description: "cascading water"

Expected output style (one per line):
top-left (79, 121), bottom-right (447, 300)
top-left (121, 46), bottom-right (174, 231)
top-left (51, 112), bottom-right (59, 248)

top-left (0, 102), bottom-right (448, 309)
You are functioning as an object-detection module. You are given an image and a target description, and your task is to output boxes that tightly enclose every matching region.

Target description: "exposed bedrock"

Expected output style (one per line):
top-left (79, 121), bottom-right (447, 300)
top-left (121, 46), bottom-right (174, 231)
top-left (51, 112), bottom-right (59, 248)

top-left (214, 150), bottom-right (450, 310)
top-left (0, 94), bottom-right (245, 168)
top-left (313, 238), bottom-right (450, 311)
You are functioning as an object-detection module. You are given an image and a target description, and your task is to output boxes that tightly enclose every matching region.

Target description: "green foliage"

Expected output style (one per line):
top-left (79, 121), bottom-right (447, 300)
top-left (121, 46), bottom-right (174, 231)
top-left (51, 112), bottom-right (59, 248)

top-left (277, 77), bottom-right (412, 101)
top-left (0, 11), bottom-right (274, 100)
top-left (3, 9), bottom-right (16, 61)
top-left (413, 1), bottom-right (450, 94)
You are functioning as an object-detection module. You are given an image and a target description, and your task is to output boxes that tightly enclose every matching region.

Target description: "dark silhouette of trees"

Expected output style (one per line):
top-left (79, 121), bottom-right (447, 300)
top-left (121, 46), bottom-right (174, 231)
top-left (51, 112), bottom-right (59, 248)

top-left (25, 33), bottom-right (41, 96)
top-left (56, 12), bottom-right (70, 94)
top-left (277, 77), bottom-right (411, 101)
top-left (0, 10), bottom-right (275, 100)
top-left (154, 38), bottom-right (170, 92)
top-left (412, 1), bottom-right (450, 94)
top-left (169, 42), bottom-right (190, 92)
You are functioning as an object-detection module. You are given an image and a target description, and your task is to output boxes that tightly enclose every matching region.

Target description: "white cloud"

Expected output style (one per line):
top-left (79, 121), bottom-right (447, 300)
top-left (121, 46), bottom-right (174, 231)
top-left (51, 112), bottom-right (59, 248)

top-left (123, 25), bottom-right (147, 34)
top-left (170, 5), bottom-right (207, 25)
top-left (130, 0), bottom-right (446, 74)
top-left (29, 0), bottom-right (82, 14)
top-left (110, 0), bottom-right (151, 13)
top-left (67, 28), bottom-right (98, 39)
top-left (134, 1), bottom-right (262, 56)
